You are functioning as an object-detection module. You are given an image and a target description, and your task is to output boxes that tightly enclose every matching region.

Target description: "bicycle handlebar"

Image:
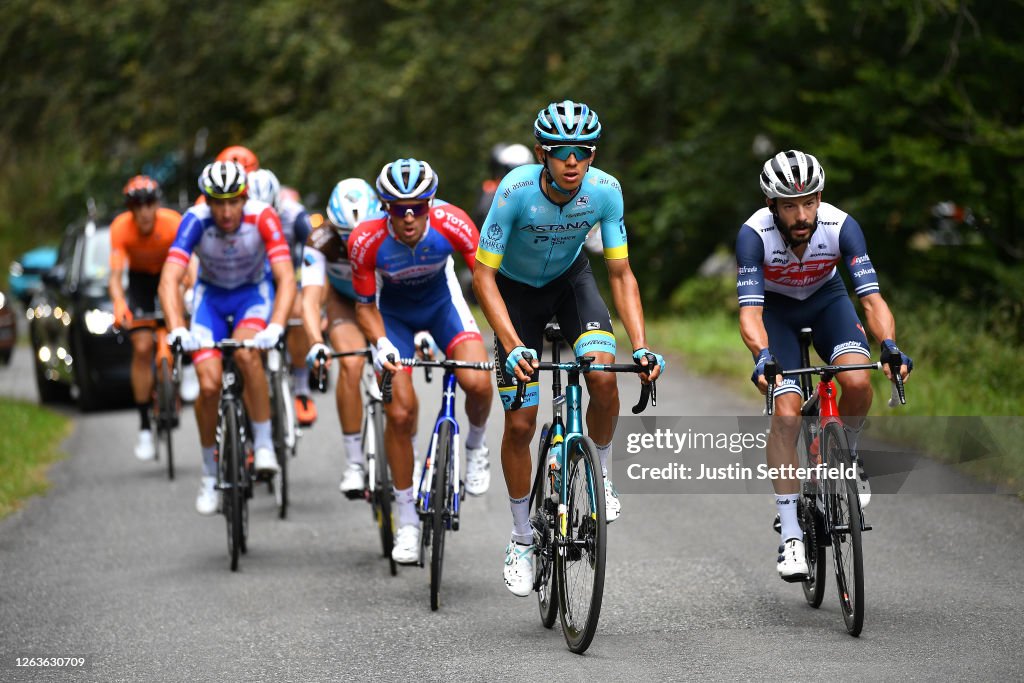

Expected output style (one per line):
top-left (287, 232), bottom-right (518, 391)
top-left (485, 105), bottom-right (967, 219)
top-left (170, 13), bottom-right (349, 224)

top-left (397, 358), bottom-right (494, 371)
top-left (312, 347), bottom-right (393, 402)
top-left (509, 352), bottom-right (657, 413)
top-left (763, 360), bottom-right (907, 416)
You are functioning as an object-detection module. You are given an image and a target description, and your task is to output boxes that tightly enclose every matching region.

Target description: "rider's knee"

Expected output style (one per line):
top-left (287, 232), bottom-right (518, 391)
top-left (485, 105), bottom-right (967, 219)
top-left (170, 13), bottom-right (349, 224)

top-left (233, 348), bottom-right (262, 375)
top-left (339, 357), bottom-right (363, 382)
top-left (459, 373), bottom-right (492, 399)
top-left (132, 333), bottom-right (155, 356)
top-left (838, 371), bottom-right (873, 398)
top-left (504, 414), bottom-right (537, 445)
top-left (198, 369), bottom-right (221, 398)
top-left (387, 401), bottom-right (416, 433)
top-left (585, 371), bottom-right (618, 401)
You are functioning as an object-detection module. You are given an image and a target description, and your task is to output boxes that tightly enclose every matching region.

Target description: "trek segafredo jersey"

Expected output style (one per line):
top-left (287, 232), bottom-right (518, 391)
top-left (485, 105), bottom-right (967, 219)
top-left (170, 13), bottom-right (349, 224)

top-left (166, 199), bottom-right (291, 289)
top-left (734, 202), bottom-right (880, 307)
top-left (475, 164), bottom-right (628, 287)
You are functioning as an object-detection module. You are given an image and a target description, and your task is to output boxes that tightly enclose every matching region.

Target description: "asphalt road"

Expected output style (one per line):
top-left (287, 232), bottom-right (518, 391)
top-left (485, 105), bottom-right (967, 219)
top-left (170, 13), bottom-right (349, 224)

top-left (1, 340), bottom-right (1022, 681)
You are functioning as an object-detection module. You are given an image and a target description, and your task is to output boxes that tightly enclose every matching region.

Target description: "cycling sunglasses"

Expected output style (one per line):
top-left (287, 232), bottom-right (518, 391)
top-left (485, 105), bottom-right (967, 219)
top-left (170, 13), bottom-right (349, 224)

top-left (385, 201), bottom-right (431, 218)
top-left (541, 144), bottom-right (596, 161)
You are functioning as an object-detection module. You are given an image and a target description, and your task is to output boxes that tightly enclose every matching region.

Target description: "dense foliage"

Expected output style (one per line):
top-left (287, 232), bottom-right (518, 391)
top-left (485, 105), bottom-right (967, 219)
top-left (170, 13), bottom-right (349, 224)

top-left (2, 1), bottom-right (1021, 330)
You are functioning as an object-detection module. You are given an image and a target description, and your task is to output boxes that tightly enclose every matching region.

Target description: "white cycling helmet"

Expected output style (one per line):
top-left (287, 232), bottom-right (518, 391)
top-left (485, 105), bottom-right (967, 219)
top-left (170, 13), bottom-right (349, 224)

top-left (327, 178), bottom-right (381, 231)
top-left (246, 168), bottom-right (281, 209)
top-left (760, 150), bottom-right (825, 199)
top-left (198, 161), bottom-right (247, 199)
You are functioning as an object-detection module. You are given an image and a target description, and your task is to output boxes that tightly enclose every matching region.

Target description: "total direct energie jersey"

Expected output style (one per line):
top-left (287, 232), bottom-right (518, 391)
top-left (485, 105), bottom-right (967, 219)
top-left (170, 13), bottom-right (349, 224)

top-left (475, 164), bottom-right (628, 287)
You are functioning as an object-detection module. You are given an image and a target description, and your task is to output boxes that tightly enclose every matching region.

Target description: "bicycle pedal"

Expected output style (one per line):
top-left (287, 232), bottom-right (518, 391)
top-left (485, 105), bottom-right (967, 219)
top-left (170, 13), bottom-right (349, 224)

top-left (780, 572), bottom-right (809, 584)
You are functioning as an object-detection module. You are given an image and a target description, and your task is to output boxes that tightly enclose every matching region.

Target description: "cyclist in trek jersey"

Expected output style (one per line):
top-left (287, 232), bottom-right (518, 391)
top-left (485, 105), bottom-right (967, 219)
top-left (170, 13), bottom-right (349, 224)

top-left (158, 161), bottom-right (297, 515)
top-left (349, 158), bottom-right (494, 565)
top-left (109, 176), bottom-right (182, 461)
top-left (302, 178), bottom-right (384, 497)
top-left (737, 149), bottom-right (913, 581)
top-left (473, 100), bottom-right (664, 597)
top-left (247, 168), bottom-right (317, 425)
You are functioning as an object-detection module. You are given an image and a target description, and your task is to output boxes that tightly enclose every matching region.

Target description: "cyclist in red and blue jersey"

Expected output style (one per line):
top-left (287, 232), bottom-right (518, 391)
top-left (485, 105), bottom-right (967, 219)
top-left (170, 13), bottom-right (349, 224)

top-left (248, 168), bottom-right (317, 426)
top-left (736, 149), bottom-right (913, 581)
top-left (302, 178), bottom-right (384, 497)
top-left (349, 158), bottom-right (494, 565)
top-left (473, 100), bottom-right (664, 597)
top-left (158, 161), bottom-right (297, 516)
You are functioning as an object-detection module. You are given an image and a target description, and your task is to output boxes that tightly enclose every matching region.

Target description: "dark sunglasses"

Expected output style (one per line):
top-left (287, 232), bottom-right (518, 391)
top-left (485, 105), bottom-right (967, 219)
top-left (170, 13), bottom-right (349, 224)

top-left (385, 202), bottom-right (431, 218)
top-left (541, 144), bottom-right (596, 161)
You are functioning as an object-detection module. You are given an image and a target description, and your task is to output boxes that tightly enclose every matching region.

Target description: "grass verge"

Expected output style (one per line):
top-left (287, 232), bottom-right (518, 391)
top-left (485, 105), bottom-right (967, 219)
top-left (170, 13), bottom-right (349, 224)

top-left (0, 398), bottom-right (71, 519)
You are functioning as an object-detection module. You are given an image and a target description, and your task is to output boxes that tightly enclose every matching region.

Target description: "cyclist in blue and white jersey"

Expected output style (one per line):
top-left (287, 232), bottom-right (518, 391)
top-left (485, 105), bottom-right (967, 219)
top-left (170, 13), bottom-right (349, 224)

top-left (736, 149), bottom-right (913, 581)
top-left (158, 161), bottom-right (297, 516)
top-left (301, 178), bottom-right (384, 497)
top-left (247, 168), bottom-right (317, 426)
top-left (349, 159), bottom-right (494, 565)
top-left (472, 100), bottom-right (664, 596)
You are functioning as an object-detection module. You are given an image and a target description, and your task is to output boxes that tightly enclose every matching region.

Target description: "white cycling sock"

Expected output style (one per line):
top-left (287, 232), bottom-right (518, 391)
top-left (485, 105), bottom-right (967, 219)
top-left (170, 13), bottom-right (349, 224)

top-left (595, 441), bottom-right (612, 477)
top-left (510, 495), bottom-right (532, 544)
top-left (466, 419), bottom-right (487, 450)
top-left (775, 493), bottom-right (803, 542)
top-left (343, 432), bottom-right (364, 467)
top-left (202, 446), bottom-right (217, 478)
top-left (394, 485), bottom-right (418, 527)
top-left (252, 420), bottom-right (272, 452)
top-left (293, 367), bottom-right (310, 397)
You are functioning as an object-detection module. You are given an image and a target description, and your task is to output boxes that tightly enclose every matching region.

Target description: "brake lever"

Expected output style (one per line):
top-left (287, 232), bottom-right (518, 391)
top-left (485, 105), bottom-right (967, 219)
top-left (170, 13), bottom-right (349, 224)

top-left (764, 360), bottom-right (777, 416)
top-left (509, 351), bottom-right (533, 411)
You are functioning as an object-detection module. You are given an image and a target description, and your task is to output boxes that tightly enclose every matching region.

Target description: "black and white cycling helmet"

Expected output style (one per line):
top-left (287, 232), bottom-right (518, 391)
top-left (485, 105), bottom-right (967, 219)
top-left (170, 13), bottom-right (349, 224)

top-left (199, 161), bottom-right (247, 199)
top-left (375, 158), bottom-right (438, 202)
top-left (246, 168), bottom-right (281, 209)
top-left (760, 150), bottom-right (825, 199)
top-left (534, 100), bottom-right (602, 143)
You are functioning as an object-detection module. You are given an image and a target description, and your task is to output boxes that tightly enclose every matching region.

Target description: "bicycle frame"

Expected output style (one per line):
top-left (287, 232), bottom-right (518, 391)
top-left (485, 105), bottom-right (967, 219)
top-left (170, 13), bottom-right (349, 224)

top-left (418, 367), bottom-right (462, 529)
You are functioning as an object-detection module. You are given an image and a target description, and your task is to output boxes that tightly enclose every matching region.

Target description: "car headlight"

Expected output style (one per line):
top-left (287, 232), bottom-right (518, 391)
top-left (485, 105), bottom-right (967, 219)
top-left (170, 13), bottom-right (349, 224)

top-left (0, 291), bottom-right (5, 309)
top-left (9, 261), bottom-right (24, 278)
top-left (83, 308), bottom-right (115, 335)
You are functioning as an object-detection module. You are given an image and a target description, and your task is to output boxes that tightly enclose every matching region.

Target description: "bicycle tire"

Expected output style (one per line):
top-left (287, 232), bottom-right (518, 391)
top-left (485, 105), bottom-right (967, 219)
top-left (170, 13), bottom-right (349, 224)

top-left (368, 405), bottom-right (396, 576)
top-left (429, 421), bottom-right (452, 611)
top-left (556, 436), bottom-right (606, 654)
top-left (530, 423), bottom-right (558, 628)
top-left (157, 359), bottom-right (176, 480)
top-left (822, 422), bottom-right (864, 636)
top-left (219, 402), bottom-right (243, 571)
top-left (271, 373), bottom-right (289, 519)
top-left (799, 425), bottom-right (826, 608)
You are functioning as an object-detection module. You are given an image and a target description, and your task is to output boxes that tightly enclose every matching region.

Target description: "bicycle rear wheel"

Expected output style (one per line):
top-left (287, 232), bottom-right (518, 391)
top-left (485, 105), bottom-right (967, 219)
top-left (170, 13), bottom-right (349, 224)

top-left (530, 423), bottom-right (558, 628)
top-left (271, 373), bottom-right (289, 519)
top-left (822, 423), bottom-right (864, 636)
top-left (556, 436), bottom-right (606, 654)
top-left (219, 403), bottom-right (243, 571)
top-left (429, 421), bottom-right (452, 611)
top-left (367, 405), bottom-right (396, 576)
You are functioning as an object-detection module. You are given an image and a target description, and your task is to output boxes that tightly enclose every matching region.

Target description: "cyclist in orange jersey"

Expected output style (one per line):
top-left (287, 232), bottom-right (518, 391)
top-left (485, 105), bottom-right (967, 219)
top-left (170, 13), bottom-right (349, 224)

top-left (109, 176), bottom-right (182, 461)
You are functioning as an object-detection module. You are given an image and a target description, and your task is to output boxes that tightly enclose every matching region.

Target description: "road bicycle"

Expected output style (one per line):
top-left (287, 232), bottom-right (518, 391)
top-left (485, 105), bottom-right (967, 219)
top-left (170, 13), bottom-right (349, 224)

top-left (316, 348), bottom-right (397, 576)
top-left (400, 353), bottom-right (493, 611)
top-left (764, 326), bottom-right (907, 636)
top-left (267, 328), bottom-right (299, 519)
top-left (511, 322), bottom-right (657, 654)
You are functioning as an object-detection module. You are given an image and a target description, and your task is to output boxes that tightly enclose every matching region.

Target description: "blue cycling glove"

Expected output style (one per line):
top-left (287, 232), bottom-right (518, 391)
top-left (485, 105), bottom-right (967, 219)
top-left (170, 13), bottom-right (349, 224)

top-left (505, 345), bottom-right (537, 379)
top-left (632, 348), bottom-right (666, 374)
top-left (751, 348), bottom-right (778, 386)
top-left (880, 339), bottom-right (913, 373)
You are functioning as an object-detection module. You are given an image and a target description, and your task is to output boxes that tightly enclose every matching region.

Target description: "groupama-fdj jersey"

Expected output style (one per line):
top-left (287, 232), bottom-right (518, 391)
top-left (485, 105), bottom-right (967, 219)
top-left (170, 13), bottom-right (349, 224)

top-left (167, 200), bottom-right (291, 361)
top-left (348, 201), bottom-right (482, 358)
top-left (735, 202), bottom-right (880, 396)
top-left (475, 164), bottom-right (628, 287)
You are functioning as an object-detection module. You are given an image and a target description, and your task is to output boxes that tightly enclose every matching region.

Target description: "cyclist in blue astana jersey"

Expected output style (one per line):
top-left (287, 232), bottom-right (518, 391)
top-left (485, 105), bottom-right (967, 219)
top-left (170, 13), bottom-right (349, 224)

top-left (302, 178), bottom-right (385, 497)
top-left (473, 100), bottom-right (665, 597)
top-left (247, 168), bottom-right (317, 426)
top-left (737, 150), bottom-right (913, 582)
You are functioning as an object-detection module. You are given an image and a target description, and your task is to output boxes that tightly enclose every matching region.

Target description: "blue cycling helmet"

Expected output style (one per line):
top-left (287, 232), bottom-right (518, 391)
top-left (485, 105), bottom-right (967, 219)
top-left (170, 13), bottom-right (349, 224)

top-left (375, 158), bottom-right (438, 202)
top-left (534, 100), bottom-right (602, 143)
top-left (327, 178), bottom-right (381, 231)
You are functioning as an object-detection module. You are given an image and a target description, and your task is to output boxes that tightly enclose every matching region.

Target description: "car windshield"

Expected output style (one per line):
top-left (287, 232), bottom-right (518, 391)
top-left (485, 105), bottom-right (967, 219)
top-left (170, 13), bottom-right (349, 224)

top-left (80, 226), bottom-right (113, 284)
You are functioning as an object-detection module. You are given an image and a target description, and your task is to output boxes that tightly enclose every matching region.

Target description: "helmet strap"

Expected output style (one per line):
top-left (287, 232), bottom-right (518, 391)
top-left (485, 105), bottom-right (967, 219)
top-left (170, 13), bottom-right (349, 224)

top-left (541, 156), bottom-right (578, 201)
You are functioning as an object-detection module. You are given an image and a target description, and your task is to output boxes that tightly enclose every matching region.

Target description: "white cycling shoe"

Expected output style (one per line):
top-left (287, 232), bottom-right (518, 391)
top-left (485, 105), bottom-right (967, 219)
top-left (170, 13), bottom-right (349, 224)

top-left (254, 446), bottom-right (279, 476)
top-left (777, 538), bottom-right (809, 582)
top-left (464, 446), bottom-right (491, 496)
top-left (195, 476), bottom-right (219, 516)
top-left (134, 429), bottom-right (156, 461)
top-left (503, 536), bottom-right (536, 597)
top-left (604, 479), bottom-right (621, 523)
top-left (392, 524), bottom-right (420, 564)
top-left (339, 463), bottom-right (366, 499)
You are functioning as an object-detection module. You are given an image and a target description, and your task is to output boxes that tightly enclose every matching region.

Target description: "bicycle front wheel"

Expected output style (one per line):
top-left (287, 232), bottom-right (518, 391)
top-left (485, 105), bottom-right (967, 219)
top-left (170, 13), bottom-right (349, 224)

top-left (429, 421), bottom-right (452, 611)
top-left (368, 404), bottom-right (396, 576)
top-left (271, 374), bottom-right (289, 519)
top-left (530, 422), bottom-right (558, 628)
top-left (219, 402), bottom-right (243, 572)
top-left (822, 423), bottom-right (864, 636)
top-left (556, 436), bottom-right (606, 654)
top-left (799, 425), bottom-right (826, 608)
top-left (157, 358), bottom-right (176, 480)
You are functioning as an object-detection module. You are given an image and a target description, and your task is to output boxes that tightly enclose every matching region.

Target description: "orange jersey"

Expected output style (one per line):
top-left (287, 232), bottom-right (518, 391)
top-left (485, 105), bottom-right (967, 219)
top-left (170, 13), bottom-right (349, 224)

top-left (109, 207), bottom-right (182, 275)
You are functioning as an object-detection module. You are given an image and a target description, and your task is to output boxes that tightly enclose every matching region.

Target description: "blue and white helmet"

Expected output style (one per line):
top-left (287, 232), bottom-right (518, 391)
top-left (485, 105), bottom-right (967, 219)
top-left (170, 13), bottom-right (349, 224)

top-left (327, 178), bottom-right (381, 231)
top-left (760, 150), bottom-right (825, 199)
top-left (375, 158), bottom-right (438, 202)
top-left (534, 100), bottom-right (602, 143)
top-left (246, 168), bottom-right (281, 209)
